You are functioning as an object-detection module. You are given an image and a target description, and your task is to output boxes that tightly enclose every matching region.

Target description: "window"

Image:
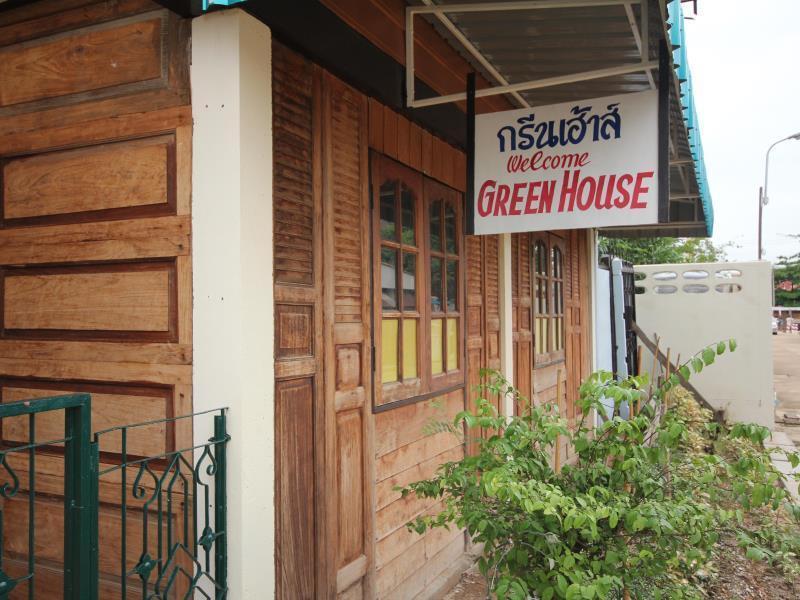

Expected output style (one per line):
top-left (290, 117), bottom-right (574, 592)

top-left (372, 155), bottom-right (463, 408)
top-left (378, 173), bottom-right (419, 386)
top-left (532, 235), bottom-right (565, 364)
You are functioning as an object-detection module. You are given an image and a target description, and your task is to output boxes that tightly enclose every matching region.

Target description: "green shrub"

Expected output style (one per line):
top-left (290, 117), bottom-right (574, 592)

top-left (402, 341), bottom-right (800, 599)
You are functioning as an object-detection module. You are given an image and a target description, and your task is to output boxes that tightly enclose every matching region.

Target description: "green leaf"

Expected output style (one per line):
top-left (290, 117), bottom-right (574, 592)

top-left (542, 588), bottom-right (555, 600)
top-left (582, 584), bottom-right (597, 599)
top-left (788, 453), bottom-right (800, 469)
top-left (609, 512), bottom-right (619, 529)
top-left (702, 348), bottom-right (715, 365)
top-left (746, 546), bottom-right (765, 561)
top-left (679, 365), bottom-right (691, 380)
top-left (566, 583), bottom-right (582, 600)
top-left (716, 341), bottom-right (726, 355)
top-left (556, 574), bottom-right (568, 596)
top-left (692, 357), bottom-right (704, 373)
top-left (729, 339), bottom-right (738, 352)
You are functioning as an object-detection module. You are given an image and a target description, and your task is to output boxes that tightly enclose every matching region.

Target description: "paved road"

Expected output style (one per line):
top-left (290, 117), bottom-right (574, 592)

top-left (774, 332), bottom-right (800, 444)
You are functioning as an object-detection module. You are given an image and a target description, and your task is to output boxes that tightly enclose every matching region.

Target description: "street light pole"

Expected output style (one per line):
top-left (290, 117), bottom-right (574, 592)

top-left (758, 132), bottom-right (800, 260)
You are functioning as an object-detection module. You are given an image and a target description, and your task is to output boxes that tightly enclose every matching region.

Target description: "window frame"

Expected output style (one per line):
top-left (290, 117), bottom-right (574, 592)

top-left (371, 153), bottom-right (465, 411)
top-left (532, 233), bottom-right (566, 367)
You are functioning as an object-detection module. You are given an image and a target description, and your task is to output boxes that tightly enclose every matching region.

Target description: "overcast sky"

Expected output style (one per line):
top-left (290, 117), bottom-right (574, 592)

top-left (684, 0), bottom-right (800, 262)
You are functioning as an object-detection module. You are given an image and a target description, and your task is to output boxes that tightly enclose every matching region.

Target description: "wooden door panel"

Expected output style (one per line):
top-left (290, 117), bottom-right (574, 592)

top-left (0, 11), bottom-right (167, 110)
top-left (0, 2), bottom-right (192, 595)
top-left (2, 134), bottom-right (174, 225)
top-left (2, 263), bottom-right (175, 338)
top-left (1, 382), bottom-right (171, 456)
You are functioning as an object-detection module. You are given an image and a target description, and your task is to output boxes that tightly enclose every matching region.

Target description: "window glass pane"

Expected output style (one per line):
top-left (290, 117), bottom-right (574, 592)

top-left (554, 281), bottom-right (562, 314)
top-left (430, 257), bottom-right (443, 313)
top-left (543, 281), bottom-right (549, 313)
top-left (446, 318), bottom-right (458, 371)
top-left (446, 260), bottom-right (458, 312)
top-left (535, 280), bottom-right (543, 313)
top-left (381, 248), bottom-right (398, 310)
top-left (380, 181), bottom-right (397, 241)
top-left (431, 318), bottom-right (443, 375)
top-left (381, 319), bottom-right (398, 383)
top-left (535, 242), bottom-right (547, 274)
top-left (429, 199), bottom-right (442, 252)
top-left (553, 316), bottom-right (563, 351)
top-left (402, 319), bottom-right (417, 379)
top-left (402, 253), bottom-right (416, 310)
top-left (535, 318), bottom-right (544, 355)
top-left (551, 247), bottom-right (561, 279)
top-left (536, 317), bottom-right (549, 355)
top-left (401, 186), bottom-right (415, 245)
top-left (444, 203), bottom-right (457, 254)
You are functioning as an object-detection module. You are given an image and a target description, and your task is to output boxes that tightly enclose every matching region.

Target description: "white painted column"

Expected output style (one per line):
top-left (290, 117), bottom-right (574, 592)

top-left (191, 9), bottom-right (274, 598)
top-left (498, 233), bottom-right (515, 416)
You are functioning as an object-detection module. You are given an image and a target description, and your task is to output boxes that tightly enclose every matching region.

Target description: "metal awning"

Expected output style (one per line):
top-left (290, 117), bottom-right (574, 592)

top-left (405, 0), bottom-right (711, 237)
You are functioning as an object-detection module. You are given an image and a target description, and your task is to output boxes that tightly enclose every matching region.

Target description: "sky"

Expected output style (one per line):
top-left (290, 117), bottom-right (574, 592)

top-left (683, 0), bottom-right (800, 262)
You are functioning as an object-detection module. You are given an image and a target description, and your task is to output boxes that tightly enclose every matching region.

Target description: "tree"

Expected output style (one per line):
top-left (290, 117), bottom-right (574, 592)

top-left (598, 236), bottom-right (729, 266)
top-left (773, 235), bottom-right (800, 307)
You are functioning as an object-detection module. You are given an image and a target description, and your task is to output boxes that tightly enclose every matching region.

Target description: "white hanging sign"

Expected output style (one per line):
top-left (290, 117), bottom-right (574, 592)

top-left (473, 90), bottom-right (659, 234)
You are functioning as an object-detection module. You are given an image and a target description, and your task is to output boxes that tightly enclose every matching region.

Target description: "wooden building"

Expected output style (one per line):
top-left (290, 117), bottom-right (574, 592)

top-left (0, 0), bottom-right (711, 598)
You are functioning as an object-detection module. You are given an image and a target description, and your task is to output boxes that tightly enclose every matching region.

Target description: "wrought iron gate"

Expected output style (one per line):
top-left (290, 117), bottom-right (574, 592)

top-left (0, 394), bottom-right (228, 599)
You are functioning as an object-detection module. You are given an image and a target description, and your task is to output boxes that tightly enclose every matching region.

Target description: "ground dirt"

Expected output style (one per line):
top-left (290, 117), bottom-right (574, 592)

top-left (774, 333), bottom-right (800, 445)
top-left (442, 565), bottom-right (486, 600)
top-left (704, 533), bottom-right (799, 600)
top-left (443, 554), bottom-right (800, 600)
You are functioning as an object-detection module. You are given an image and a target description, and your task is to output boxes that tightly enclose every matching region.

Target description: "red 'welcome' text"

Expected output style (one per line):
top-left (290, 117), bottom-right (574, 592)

top-left (506, 150), bottom-right (591, 173)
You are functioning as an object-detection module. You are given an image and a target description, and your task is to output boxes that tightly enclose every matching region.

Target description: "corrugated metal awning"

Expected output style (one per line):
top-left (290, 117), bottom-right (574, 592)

top-left (406, 0), bottom-right (711, 237)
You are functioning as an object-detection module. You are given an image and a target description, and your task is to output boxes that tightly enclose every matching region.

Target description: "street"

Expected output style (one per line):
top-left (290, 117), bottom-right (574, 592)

top-left (774, 332), bottom-right (800, 444)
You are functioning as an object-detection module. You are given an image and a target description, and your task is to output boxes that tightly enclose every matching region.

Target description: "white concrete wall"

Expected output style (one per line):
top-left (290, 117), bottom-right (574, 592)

top-left (191, 9), bottom-right (274, 597)
top-left (595, 266), bottom-right (613, 374)
top-left (635, 261), bottom-right (774, 428)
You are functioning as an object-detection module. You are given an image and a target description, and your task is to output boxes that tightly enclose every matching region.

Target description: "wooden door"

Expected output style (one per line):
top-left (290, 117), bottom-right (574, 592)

top-left (512, 233), bottom-right (533, 411)
top-left (0, 2), bottom-right (192, 597)
top-left (466, 234), bottom-right (502, 451)
top-left (565, 230), bottom-right (590, 420)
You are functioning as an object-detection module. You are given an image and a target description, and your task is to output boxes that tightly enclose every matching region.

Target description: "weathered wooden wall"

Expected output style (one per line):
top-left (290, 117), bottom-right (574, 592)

top-left (273, 40), bottom-right (505, 600)
top-left (368, 101), bottom-right (500, 600)
top-left (273, 42), bottom-right (376, 599)
top-left (0, 0), bottom-right (192, 597)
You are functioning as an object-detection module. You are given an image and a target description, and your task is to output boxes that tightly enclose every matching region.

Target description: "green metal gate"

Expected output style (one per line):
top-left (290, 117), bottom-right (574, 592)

top-left (0, 394), bottom-right (229, 600)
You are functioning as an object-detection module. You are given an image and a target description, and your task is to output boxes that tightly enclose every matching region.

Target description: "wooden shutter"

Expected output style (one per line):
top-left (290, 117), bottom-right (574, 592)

top-left (273, 42), bottom-right (319, 599)
top-left (565, 229), bottom-right (589, 420)
top-left (322, 71), bottom-right (374, 599)
top-left (512, 233), bottom-right (533, 410)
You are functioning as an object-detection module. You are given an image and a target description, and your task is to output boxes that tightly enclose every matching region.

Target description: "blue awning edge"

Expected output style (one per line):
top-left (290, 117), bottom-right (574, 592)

top-left (668, 0), bottom-right (713, 236)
